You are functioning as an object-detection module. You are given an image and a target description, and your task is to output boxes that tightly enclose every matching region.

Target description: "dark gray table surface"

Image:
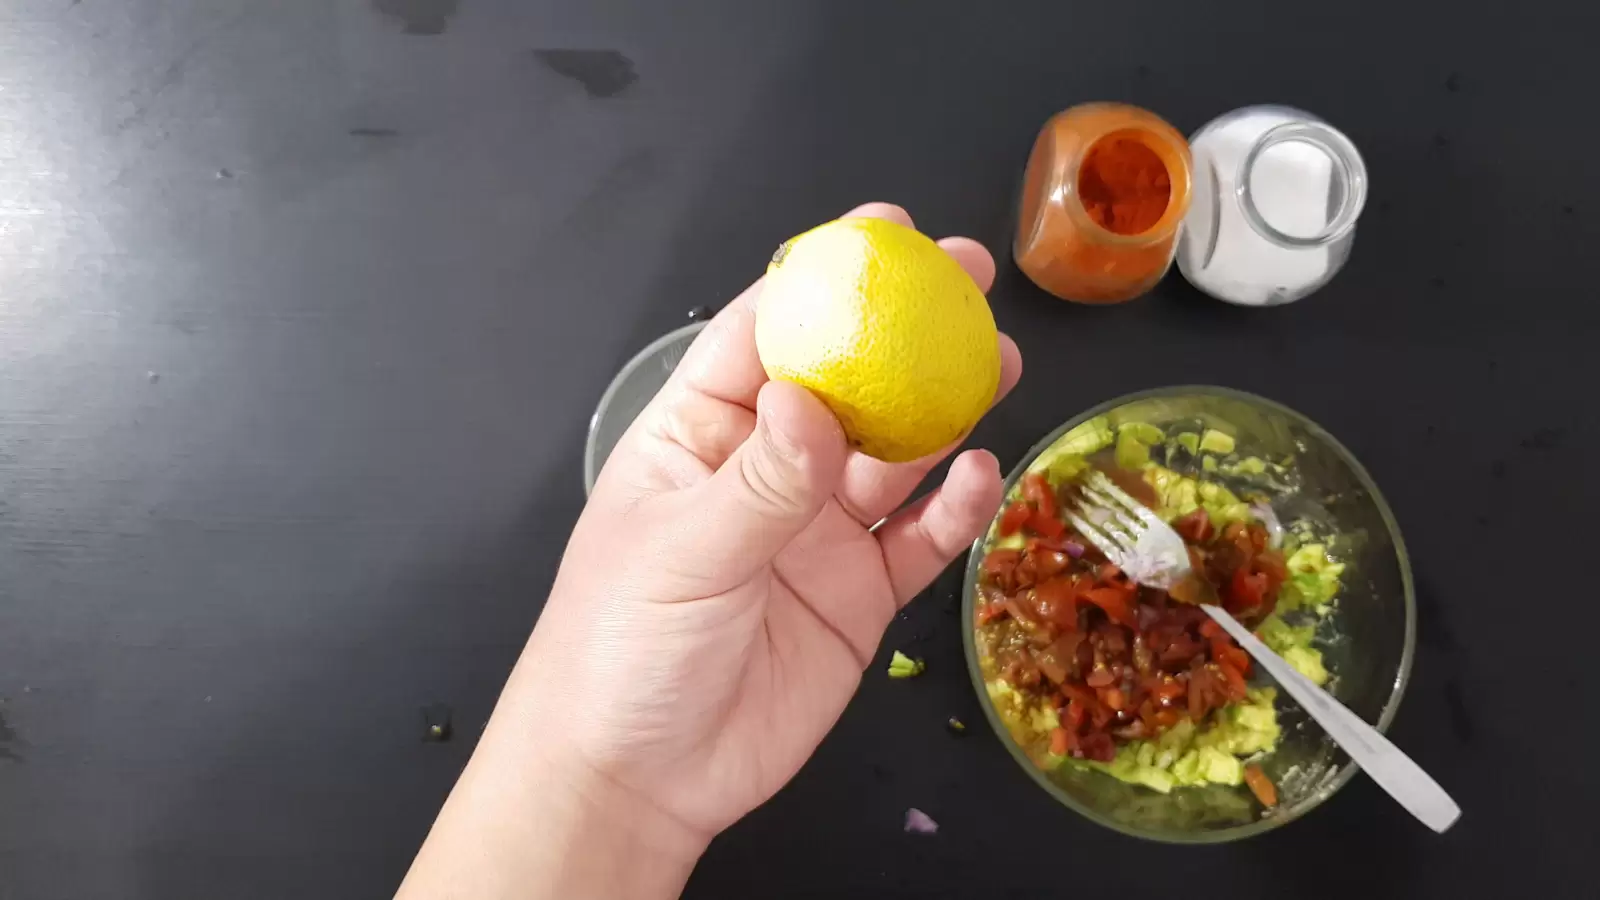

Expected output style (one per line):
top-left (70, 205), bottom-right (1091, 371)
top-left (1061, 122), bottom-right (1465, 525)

top-left (2, 1), bottom-right (1595, 897)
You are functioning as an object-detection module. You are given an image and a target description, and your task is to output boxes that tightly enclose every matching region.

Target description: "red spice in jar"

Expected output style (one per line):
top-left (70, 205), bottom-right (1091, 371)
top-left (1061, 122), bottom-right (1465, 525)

top-left (1078, 134), bottom-right (1172, 236)
top-left (1013, 103), bottom-right (1191, 304)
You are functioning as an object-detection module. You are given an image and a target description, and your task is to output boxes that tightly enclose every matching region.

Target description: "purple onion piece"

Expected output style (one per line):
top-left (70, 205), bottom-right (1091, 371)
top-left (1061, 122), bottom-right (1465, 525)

top-left (1063, 539), bottom-right (1086, 558)
top-left (904, 808), bottom-right (939, 835)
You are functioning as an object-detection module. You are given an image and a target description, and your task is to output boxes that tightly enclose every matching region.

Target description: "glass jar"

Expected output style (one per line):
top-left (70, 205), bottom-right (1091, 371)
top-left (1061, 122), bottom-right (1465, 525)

top-left (1014, 103), bottom-right (1193, 304)
top-left (1177, 106), bottom-right (1367, 306)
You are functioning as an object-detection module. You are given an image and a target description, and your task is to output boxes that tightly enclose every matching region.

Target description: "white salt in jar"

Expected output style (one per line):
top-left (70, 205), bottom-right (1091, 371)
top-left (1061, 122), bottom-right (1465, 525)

top-left (1177, 106), bottom-right (1367, 306)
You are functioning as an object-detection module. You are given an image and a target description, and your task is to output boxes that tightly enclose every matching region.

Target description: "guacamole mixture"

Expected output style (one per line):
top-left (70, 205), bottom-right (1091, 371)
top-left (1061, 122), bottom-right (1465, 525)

top-left (974, 417), bottom-right (1342, 808)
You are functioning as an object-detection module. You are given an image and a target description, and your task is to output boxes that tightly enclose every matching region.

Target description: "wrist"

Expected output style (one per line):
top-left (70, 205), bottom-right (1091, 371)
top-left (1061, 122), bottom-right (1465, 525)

top-left (514, 725), bottom-right (710, 896)
top-left (399, 703), bottom-right (707, 900)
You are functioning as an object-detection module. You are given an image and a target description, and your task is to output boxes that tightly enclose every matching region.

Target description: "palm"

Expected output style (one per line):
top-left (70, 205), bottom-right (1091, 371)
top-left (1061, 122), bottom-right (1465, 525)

top-left (703, 503), bottom-right (898, 823)
top-left (550, 204), bottom-right (1019, 838)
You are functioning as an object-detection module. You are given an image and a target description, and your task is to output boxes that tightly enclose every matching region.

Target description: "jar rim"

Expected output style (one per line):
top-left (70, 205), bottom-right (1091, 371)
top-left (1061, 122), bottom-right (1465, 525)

top-left (1061, 124), bottom-right (1194, 247)
top-left (1236, 121), bottom-right (1367, 249)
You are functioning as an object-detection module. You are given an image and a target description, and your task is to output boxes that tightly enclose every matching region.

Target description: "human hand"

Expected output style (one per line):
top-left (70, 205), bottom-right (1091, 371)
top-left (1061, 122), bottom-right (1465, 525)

top-left (399, 203), bottom-right (1021, 899)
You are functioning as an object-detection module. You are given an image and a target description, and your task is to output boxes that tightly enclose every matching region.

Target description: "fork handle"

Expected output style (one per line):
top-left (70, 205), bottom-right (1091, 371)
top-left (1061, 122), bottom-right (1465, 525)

top-left (1202, 606), bottom-right (1462, 833)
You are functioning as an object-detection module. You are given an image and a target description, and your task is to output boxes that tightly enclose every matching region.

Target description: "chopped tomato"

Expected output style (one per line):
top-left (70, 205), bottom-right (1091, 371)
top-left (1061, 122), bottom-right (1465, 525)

top-left (1198, 619), bottom-right (1223, 640)
top-left (1085, 666), bottom-right (1115, 688)
top-left (1150, 677), bottom-right (1186, 705)
top-left (1063, 699), bottom-right (1087, 732)
top-left (1028, 509), bottom-right (1066, 539)
top-left (1255, 549), bottom-right (1288, 588)
top-left (1088, 703), bottom-right (1114, 730)
top-left (1217, 660), bottom-right (1249, 700)
top-left (1034, 649), bottom-right (1069, 686)
top-left (1094, 622), bottom-right (1128, 655)
top-left (1152, 708), bottom-right (1182, 730)
top-left (1032, 548), bottom-right (1072, 580)
top-left (975, 601), bottom-right (1008, 625)
top-left (1049, 726), bottom-right (1070, 756)
top-left (1100, 686), bottom-right (1127, 711)
top-left (1213, 641), bottom-right (1251, 675)
top-left (982, 548), bottom-right (1020, 579)
top-left (998, 502), bottom-right (1031, 536)
top-left (1159, 634), bottom-right (1203, 668)
top-left (1033, 578), bottom-right (1079, 628)
top-left (1082, 588), bottom-right (1137, 628)
top-left (1174, 508), bottom-right (1214, 543)
top-left (1059, 682), bottom-right (1099, 710)
top-left (1228, 567), bottom-right (1269, 613)
top-left (1246, 524), bottom-right (1269, 554)
top-left (1079, 732), bottom-right (1116, 763)
top-left (1243, 765), bottom-right (1278, 807)
top-left (1002, 597), bottom-right (1040, 627)
top-left (1187, 667), bottom-right (1214, 720)
top-left (1021, 472), bottom-right (1058, 519)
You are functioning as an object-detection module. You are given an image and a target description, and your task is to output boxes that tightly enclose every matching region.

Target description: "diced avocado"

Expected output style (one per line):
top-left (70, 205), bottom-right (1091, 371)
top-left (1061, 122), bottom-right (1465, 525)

top-left (1156, 717), bottom-right (1196, 753)
top-left (1154, 745), bottom-right (1180, 770)
top-left (1035, 453), bottom-right (1089, 486)
top-left (888, 651), bottom-right (925, 679)
top-left (1133, 766), bottom-right (1176, 794)
top-left (1028, 419), bottom-right (1112, 486)
top-left (1197, 746), bottom-right (1245, 785)
top-left (1279, 544), bottom-right (1345, 613)
top-left (1143, 466), bottom-right (1200, 519)
top-left (1234, 702), bottom-right (1278, 734)
top-left (1175, 432), bottom-right (1201, 454)
top-left (1115, 430), bottom-right (1152, 470)
top-left (1223, 456), bottom-right (1269, 475)
top-left (1119, 422), bottom-right (1165, 445)
top-left (1098, 746), bottom-right (1175, 793)
top-left (1053, 416), bottom-right (1116, 456)
top-left (986, 679), bottom-right (1022, 718)
top-left (1283, 646), bottom-right (1330, 685)
top-left (1201, 455), bottom-right (1218, 472)
top-left (1193, 688), bottom-right (1281, 756)
top-left (1257, 615), bottom-right (1316, 655)
top-left (1135, 741), bottom-right (1157, 768)
top-left (1197, 480), bottom-right (1252, 526)
top-left (1029, 703), bottom-right (1061, 733)
top-left (1171, 749), bottom-right (1203, 784)
top-left (1199, 429), bottom-right (1236, 454)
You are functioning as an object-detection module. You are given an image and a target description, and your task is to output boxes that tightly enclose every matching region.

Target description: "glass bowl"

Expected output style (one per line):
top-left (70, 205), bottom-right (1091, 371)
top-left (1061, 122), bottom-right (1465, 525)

top-left (584, 321), bottom-right (707, 495)
top-left (961, 386), bottom-right (1415, 843)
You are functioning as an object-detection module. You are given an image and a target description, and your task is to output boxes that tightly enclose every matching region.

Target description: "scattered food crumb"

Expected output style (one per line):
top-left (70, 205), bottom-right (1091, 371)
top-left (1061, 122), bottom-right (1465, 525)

top-left (204, 695), bottom-right (212, 703)
top-left (147, 371), bottom-right (160, 384)
top-left (887, 651), bottom-right (925, 679)
top-left (904, 808), bottom-right (939, 835)
top-left (946, 716), bottom-right (967, 735)
top-left (422, 703), bottom-right (454, 742)
top-left (215, 168), bottom-right (234, 180)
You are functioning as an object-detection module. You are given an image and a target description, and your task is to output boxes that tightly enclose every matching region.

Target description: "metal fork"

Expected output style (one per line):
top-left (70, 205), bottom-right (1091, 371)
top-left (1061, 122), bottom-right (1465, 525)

top-left (1064, 469), bottom-right (1462, 834)
top-left (1064, 470), bottom-right (1192, 590)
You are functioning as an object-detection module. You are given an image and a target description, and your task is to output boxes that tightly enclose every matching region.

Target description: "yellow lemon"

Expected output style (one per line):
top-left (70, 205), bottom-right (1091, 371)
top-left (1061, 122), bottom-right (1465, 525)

top-left (755, 217), bottom-right (1000, 463)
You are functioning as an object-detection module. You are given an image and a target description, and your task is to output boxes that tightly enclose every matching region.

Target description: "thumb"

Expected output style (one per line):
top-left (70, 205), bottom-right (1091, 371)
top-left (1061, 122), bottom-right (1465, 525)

top-left (681, 380), bottom-right (848, 585)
